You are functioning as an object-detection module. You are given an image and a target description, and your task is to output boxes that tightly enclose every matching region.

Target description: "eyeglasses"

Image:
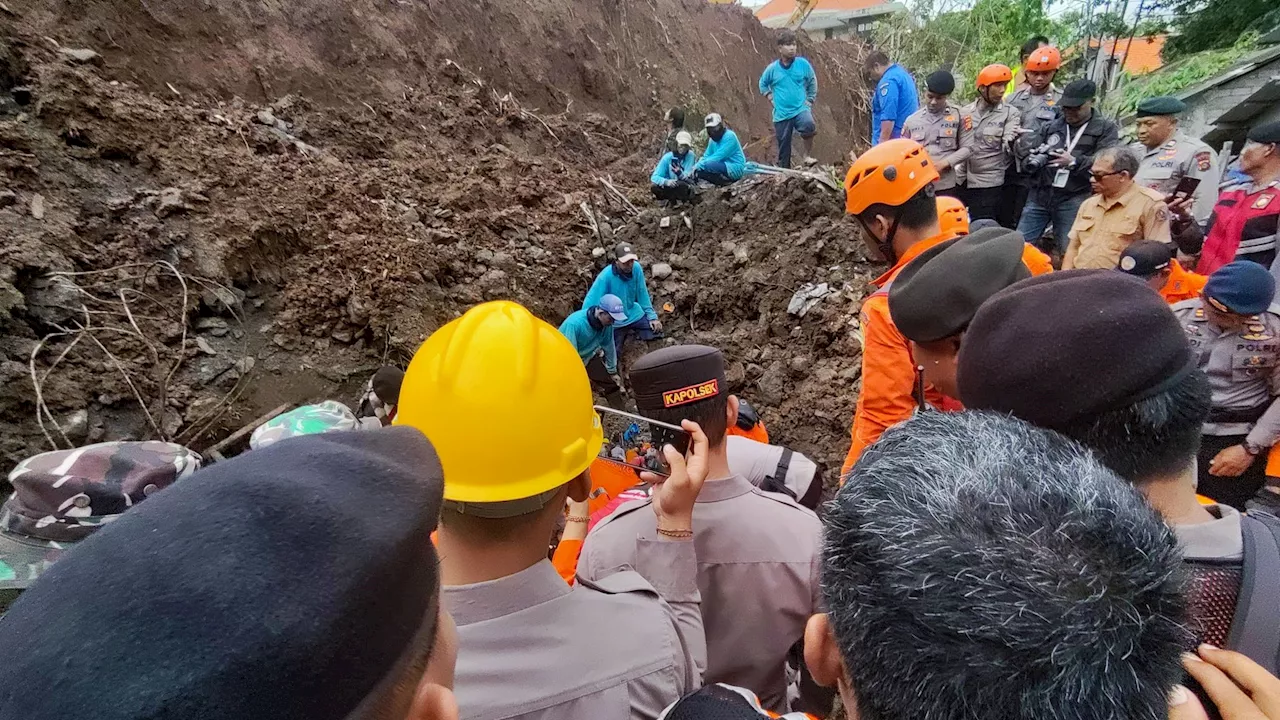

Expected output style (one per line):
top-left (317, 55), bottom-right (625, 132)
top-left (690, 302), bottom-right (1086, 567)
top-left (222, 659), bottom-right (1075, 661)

top-left (1090, 170), bottom-right (1124, 180)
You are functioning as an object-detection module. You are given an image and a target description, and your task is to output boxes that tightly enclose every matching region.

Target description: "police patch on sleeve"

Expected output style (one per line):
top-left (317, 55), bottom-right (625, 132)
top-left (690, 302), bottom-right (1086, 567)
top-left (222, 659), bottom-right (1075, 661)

top-left (963, 116), bottom-right (973, 131)
top-left (1196, 150), bottom-right (1212, 172)
top-left (880, 85), bottom-right (889, 96)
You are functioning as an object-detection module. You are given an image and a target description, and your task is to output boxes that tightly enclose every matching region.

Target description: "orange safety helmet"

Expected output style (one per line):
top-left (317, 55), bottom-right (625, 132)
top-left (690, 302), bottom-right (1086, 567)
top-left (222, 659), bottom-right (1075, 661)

top-left (845, 139), bottom-right (940, 216)
top-left (1024, 46), bottom-right (1061, 72)
top-left (936, 196), bottom-right (970, 236)
top-left (976, 64), bottom-right (1013, 88)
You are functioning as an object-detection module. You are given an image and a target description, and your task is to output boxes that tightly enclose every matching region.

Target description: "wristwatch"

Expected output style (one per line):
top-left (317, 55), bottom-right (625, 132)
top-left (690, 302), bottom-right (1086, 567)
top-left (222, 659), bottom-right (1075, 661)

top-left (1243, 441), bottom-right (1263, 456)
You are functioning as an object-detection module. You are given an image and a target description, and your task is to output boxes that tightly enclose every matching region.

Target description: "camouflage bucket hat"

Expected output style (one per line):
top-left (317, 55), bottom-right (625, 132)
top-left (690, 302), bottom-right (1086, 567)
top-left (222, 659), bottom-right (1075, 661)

top-left (0, 441), bottom-right (202, 590)
top-left (249, 401), bottom-right (360, 450)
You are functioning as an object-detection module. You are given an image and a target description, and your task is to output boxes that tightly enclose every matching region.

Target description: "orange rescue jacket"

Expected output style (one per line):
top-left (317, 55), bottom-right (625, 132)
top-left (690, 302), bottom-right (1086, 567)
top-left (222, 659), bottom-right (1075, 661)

top-left (1160, 260), bottom-right (1206, 305)
top-left (841, 234), bottom-right (954, 477)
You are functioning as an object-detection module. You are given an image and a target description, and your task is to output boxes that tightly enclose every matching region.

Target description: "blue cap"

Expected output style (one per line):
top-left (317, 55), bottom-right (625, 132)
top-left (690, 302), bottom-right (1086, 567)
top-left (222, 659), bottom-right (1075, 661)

top-left (1205, 261), bottom-right (1277, 315)
top-left (598, 294), bottom-right (628, 322)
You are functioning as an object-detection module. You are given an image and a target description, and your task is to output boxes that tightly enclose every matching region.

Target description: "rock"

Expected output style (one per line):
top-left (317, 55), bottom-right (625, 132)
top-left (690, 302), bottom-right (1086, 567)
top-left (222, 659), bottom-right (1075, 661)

top-left (591, 247), bottom-right (607, 258)
top-left (475, 248), bottom-right (495, 264)
top-left (60, 409), bottom-right (89, 442)
top-left (733, 246), bottom-right (749, 266)
top-left (789, 356), bottom-right (810, 374)
top-left (0, 190), bottom-right (15, 208)
top-left (151, 187), bottom-right (193, 218)
top-left (25, 275), bottom-right (79, 326)
top-left (59, 47), bottom-right (101, 65)
top-left (200, 285), bottom-right (241, 315)
top-left (331, 328), bottom-right (355, 344)
top-left (194, 317), bottom-right (229, 336)
top-left (651, 262), bottom-right (673, 280)
top-left (30, 193), bottom-right (44, 219)
top-left (161, 409), bottom-right (183, 438)
top-left (346, 295), bottom-right (370, 326)
top-left (256, 109), bottom-right (277, 126)
top-left (235, 356), bottom-right (256, 375)
top-left (195, 337), bottom-right (217, 355)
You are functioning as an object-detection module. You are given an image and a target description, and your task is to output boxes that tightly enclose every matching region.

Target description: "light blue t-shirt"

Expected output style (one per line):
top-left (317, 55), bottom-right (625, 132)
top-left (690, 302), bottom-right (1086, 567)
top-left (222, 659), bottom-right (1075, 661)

top-left (759, 57), bottom-right (818, 123)
top-left (871, 64), bottom-right (919, 144)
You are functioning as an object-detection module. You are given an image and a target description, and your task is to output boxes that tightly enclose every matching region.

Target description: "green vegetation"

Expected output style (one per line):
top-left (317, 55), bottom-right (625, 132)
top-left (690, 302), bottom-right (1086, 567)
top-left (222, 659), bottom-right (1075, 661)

top-left (1106, 32), bottom-right (1259, 116)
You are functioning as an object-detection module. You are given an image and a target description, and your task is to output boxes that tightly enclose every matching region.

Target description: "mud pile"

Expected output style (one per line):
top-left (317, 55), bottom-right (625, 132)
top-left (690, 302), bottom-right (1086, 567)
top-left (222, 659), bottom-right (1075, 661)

top-left (0, 0), bottom-right (876, 471)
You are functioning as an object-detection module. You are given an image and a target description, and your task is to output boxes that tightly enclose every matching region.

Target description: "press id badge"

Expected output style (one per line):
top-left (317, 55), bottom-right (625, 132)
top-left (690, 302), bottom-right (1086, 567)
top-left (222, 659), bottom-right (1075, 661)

top-left (1052, 168), bottom-right (1070, 188)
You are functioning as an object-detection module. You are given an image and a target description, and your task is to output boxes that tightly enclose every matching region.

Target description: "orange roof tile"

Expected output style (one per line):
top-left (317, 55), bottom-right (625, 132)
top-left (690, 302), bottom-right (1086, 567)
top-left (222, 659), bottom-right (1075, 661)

top-left (1088, 34), bottom-right (1167, 75)
top-left (756, 0), bottom-right (890, 20)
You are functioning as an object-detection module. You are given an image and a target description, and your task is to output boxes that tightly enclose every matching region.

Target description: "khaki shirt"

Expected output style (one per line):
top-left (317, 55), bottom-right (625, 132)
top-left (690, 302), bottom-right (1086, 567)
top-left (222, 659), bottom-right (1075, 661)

top-left (580, 474), bottom-right (821, 715)
top-left (1132, 134), bottom-right (1219, 225)
top-left (902, 105), bottom-right (969, 190)
top-left (960, 98), bottom-right (1020, 189)
top-left (447, 548), bottom-right (704, 720)
top-left (1007, 86), bottom-right (1061, 172)
top-left (1173, 299), bottom-right (1280, 448)
top-left (1063, 183), bottom-right (1172, 269)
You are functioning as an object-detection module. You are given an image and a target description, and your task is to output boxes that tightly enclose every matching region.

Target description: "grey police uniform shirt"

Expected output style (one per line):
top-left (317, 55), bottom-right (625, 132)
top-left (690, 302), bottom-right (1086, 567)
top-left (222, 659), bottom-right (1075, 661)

top-left (1007, 86), bottom-right (1061, 173)
top-left (960, 98), bottom-right (1021, 189)
top-left (446, 546), bottom-right (705, 720)
top-left (725, 435), bottom-right (817, 503)
top-left (579, 474), bottom-right (822, 715)
top-left (1132, 134), bottom-right (1219, 225)
top-left (1174, 299), bottom-right (1280, 447)
top-left (901, 104), bottom-right (970, 190)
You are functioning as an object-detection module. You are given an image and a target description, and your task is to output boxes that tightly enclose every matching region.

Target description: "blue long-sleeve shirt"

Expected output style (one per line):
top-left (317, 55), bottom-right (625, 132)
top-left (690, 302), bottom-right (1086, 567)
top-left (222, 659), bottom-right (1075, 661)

top-left (871, 63), bottom-right (919, 144)
top-left (759, 57), bottom-right (817, 123)
top-left (559, 308), bottom-right (617, 374)
top-left (582, 265), bottom-right (657, 327)
top-left (695, 130), bottom-right (747, 180)
top-left (651, 149), bottom-right (698, 184)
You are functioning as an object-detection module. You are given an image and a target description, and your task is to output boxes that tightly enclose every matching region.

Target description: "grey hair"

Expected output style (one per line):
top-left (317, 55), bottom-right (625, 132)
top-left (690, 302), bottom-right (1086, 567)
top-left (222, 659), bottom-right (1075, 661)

top-left (823, 411), bottom-right (1190, 720)
top-left (1099, 146), bottom-right (1141, 177)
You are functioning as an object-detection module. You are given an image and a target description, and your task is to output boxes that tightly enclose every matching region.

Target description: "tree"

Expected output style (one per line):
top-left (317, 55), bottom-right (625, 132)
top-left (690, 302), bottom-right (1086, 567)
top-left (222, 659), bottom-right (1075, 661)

top-left (872, 0), bottom-right (1068, 101)
top-left (1164, 0), bottom-right (1277, 58)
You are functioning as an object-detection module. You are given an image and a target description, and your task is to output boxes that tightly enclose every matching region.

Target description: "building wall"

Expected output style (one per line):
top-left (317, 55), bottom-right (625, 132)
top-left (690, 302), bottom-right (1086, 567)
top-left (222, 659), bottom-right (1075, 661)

top-left (1181, 56), bottom-right (1280, 141)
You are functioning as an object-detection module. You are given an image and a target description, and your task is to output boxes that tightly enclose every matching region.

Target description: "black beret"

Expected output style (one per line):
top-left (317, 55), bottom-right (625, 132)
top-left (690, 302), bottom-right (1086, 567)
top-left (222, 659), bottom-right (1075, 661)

top-left (1204, 261), bottom-right (1277, 315)
top-left (1118, 240), bottom-right (1174, 277)
top-left (889, 227), bottom-right (1032, 343)
top-left (632, 344), bottom-right (726, 414)
top-left (1060, 79), bottom-right (1097, 108)
top-left (958, 270), bottom-right (1194, 430)
top-left (0, 428), bottom-right (445, 720)
top-left (1136, 96), bottom-right (1186, 117)
top-left (1248, 121), bottom-right (1280, 144)
top-left (926, 70), bottom-right (956, 95)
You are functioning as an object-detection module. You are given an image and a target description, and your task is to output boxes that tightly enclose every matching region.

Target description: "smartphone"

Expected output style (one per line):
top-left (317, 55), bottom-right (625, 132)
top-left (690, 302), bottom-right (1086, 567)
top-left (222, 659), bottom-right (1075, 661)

top-left (1172, 176), bottom-right (1201, 203)
top-left (595, 406), bottom-right (691, 478)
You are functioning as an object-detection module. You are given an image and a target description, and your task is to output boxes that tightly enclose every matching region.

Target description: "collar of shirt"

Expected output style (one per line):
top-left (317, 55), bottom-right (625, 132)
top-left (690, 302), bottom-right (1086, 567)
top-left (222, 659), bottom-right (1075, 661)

top-left (443, 559), bottom-right (571, 626)
top-left (1100, 181), bottom-right (1143, 210)
top-left (873, 231), bottom-right (953, 287)
top-left (695, 473), bottom-right (757, 503)
top-left (1243, 178), bottom-right (1280, 195)
top-left (1173, 504), bottom-right (1244, 561)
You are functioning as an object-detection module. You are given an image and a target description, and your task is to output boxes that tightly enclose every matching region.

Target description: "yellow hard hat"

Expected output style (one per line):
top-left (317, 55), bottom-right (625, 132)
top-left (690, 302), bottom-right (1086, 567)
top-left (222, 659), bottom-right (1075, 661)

top-left (395, 301), bottom-right (602, 505)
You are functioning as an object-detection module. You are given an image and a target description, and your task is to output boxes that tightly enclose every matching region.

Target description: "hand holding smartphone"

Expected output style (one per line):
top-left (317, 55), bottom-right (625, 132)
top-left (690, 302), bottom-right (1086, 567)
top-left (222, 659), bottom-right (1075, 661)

top-left (595, 406), bottom-right (691, 478)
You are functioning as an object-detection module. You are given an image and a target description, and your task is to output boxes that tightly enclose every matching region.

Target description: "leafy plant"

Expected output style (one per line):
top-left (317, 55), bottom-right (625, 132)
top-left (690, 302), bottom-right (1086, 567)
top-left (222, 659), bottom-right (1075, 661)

top-left (1104, 32), bottom-right (1259, 116)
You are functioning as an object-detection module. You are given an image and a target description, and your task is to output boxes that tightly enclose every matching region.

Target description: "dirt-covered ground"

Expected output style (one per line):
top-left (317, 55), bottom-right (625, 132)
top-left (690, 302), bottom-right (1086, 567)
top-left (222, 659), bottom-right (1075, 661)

top-left (0, 0), bottom-right (880, 478)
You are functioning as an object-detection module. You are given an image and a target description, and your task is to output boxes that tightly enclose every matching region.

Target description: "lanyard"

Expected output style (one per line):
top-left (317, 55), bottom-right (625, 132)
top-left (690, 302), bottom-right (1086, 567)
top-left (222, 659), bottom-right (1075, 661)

top-left (1064, 121), bottom-right (1088, 154)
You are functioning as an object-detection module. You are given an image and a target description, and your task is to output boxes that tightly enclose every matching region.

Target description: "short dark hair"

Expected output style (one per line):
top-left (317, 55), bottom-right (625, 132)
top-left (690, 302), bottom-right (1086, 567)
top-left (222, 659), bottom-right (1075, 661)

top-left (778, 29), bottom-right (798, 45)
top-left (372, 366), bottom-right (405, 405)
top-left (644, 395), bottom-right (730, 448)
top-left (1099, 146), bottom-right (1141, 178)
top-left (669, 107), bottom-right (686, 129)
top-left (865, 50), bottom-right (890, 68)
top-left (1055, 368), bottom-right (1210, 484)
top-left (1020, 35), bottom-right (1050, 59)
top-left (857, 185), bottom-right (938, 232)
top-left (824, 411), bottom-right (1190, 720)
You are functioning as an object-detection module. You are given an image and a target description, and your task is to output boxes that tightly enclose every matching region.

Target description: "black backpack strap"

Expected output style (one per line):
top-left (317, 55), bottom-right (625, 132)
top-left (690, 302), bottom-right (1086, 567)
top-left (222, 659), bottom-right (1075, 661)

top-left (1229, 513), bottom-right (1280, 675)
top-left (760, 449), bottom-right (798, 502)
